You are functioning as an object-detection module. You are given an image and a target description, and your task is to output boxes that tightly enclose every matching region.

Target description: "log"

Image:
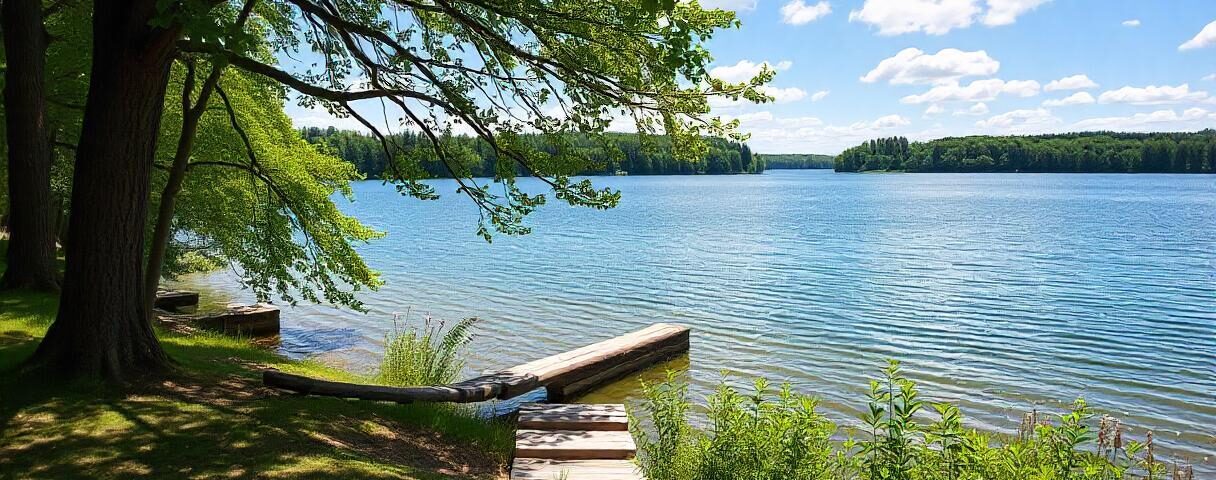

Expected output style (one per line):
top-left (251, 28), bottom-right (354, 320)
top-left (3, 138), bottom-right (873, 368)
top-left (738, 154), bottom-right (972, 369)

top-left (261, 323), bottom-right (690, 404)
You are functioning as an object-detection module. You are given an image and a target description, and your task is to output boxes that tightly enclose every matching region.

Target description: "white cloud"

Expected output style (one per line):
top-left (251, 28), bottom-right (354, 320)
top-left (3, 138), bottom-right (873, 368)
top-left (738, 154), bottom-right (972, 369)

top-left (924, 104), bottom-right (946, 117)
top-left (1042, 91), bottom-right (1096, 107)
top-left (1122, 19), bottom-right (1140, 27)
top-left (1204, 73), bottom-right (1216, 82)
top-left (811, 90), bottom-right (831, 102)
top-left (982, 0), bottom-right (1051, 27)
top-left (901, 78), bottom-right (1041, 104)
top-left (860, 48), bottom-right (1000, 85)
top-left (848, 0), bottom-right (1047, 35)
top-left (1070, 108), bottom-right (1216, 132)
top-left (975, 108), bottom-right (1061, 132)
top-left (781, 0), bottom-right (832, 25)
top-left (1179, 20), bottom-right (1216, 51)
top-left (290, 103), bottom-right (372, 133)
top-left (729, 112), bottom-right (926, 153)
top-left (848, 0), bottom-right (980, 36)
top-left (709, 59), bottom-right (793, 83)
top-left (872, 114), bottom-right (912, 128)
top-left (953, 102), bottom-right (990, 116)
top-left (1044, 74), bottom-right (1098, 91)
top-left (761, 86), bottom-right (809, 103)
top-left (700, 0), bottom-right (758, 11)
top-left (1097, 84), bottom-right (1210, 105)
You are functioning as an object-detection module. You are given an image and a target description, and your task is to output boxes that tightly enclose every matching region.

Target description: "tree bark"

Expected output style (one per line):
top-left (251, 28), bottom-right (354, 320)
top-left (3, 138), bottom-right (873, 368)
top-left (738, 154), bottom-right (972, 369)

top-left (30, 2), bottom-right (180, 380)
top-left (1, 0), bottom-right (60, 291)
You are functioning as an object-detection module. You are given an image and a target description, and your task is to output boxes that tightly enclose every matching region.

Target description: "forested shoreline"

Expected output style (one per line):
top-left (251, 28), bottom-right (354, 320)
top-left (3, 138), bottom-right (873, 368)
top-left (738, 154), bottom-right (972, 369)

top-left (301, 127), bottom-right (763, 177)
top-left (756, 153), bottom-right (835, 169)
top-left (835, 130), bottom-right (1216, 173)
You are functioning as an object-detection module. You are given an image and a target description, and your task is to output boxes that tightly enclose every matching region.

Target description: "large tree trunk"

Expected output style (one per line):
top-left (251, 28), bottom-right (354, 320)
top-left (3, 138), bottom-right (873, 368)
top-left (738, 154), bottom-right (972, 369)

top-left (1, 0), bottom-right (60, 291)
top-left (30, 2), bottom-right (180, 380)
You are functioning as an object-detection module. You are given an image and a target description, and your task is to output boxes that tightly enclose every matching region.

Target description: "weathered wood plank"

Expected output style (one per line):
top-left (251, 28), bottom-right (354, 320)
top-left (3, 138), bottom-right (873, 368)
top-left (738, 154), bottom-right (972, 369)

top-left (154, 289), bottom-right (199, 311)
top-left (499, 323), bottom-right (689, 399)
top-left (510, 458), bottom-right (642, 480)
top-left (515, 429), bottom-right (636, 460)
top-left (195, 303), bottom-right (280, 336)
top-left (518, 403), bottom-right (628, 431)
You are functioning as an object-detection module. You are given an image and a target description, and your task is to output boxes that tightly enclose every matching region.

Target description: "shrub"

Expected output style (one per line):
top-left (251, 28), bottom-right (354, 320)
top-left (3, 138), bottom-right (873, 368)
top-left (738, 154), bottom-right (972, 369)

top-left (630, 360), bottom-right (1186, 480)
top-left (376, 314), bottom-right (478, 387)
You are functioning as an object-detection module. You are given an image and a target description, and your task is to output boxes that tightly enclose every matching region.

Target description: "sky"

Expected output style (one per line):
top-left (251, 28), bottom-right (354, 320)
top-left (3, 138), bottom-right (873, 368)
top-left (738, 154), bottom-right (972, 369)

top-left (285, 0), bottom-right (1216, 155)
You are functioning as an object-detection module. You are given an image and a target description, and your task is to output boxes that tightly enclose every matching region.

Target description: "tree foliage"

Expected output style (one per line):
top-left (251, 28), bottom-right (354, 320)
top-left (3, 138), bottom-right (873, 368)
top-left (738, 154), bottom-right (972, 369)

top-left (758, 153), bottom-right (834, 169)
top-left (836, 131), bottom-right (1216, 173)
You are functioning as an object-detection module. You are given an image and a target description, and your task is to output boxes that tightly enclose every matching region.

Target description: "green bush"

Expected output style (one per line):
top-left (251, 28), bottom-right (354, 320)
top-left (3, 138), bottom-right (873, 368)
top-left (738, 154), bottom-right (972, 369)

top-left (376, 314), bottom-right (478, 387)
top-left (630, 360), bottom-right (1191, 480)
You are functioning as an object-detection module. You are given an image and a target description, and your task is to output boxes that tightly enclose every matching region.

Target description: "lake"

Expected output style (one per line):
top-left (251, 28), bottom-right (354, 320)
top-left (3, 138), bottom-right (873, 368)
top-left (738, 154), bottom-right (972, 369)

top-left (182, 170), bottom-right (1216, 469)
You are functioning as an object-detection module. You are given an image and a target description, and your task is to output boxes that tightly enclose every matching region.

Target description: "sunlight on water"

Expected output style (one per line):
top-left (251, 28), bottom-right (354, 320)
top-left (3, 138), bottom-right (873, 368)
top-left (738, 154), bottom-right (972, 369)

top-left (179, 170), bottom-right (1216, 471)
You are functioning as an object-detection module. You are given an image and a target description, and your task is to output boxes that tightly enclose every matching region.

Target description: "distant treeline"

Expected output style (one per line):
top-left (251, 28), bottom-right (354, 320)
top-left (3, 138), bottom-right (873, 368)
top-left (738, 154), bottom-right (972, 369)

top-left (300, 127), bottom-right (762, 177)
top-left (835, 130), bottom-right (1216, 173)
top-left (757, 153), bottom-right (835, 169)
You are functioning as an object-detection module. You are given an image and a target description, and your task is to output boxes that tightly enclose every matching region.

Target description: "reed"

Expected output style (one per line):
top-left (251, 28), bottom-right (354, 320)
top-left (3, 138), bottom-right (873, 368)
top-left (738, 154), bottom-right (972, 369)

top-left (376, 312), bottom-right (478, 387)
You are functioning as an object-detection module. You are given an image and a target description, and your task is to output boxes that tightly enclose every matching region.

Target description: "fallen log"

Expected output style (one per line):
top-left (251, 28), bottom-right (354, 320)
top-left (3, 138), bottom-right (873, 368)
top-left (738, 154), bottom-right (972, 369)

top-left (263, 323), bottom-right (690, 403)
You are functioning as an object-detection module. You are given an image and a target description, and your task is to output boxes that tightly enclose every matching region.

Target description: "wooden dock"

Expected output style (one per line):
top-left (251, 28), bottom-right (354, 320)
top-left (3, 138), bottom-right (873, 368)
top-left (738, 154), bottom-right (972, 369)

top-left (512, 403), bottom-right (641, 479)
top-left (263, 323), bottom-right (689, 404)
top-left (154, 289), bottom-right (199, 311)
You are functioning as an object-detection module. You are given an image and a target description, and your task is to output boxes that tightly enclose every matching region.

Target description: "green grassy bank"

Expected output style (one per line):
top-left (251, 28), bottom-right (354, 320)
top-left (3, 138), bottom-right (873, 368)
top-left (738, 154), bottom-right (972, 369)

top-left (0, 243), bottom-right (513, 479)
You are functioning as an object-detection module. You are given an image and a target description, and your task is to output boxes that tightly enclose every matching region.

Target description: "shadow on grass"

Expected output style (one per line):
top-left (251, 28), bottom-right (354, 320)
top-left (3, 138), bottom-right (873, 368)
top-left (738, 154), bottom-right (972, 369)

top-left (0, 290), bottom-right (513, 479)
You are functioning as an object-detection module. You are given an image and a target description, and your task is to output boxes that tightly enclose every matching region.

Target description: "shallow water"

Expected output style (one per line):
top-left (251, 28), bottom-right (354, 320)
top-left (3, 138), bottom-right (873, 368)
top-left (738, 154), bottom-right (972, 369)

top-left (182, 170), bottom-right (1216, 469)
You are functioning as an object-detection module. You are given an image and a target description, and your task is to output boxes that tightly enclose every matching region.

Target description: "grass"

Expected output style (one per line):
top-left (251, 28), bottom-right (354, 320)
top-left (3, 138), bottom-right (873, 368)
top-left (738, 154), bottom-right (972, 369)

top-left (0, 250), bottom-right (514, 479)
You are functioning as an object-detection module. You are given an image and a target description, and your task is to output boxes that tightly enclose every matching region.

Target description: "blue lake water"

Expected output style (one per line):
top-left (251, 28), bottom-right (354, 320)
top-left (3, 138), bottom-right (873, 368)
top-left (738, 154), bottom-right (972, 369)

top-left (184, 170), bottom-right (1216, 468)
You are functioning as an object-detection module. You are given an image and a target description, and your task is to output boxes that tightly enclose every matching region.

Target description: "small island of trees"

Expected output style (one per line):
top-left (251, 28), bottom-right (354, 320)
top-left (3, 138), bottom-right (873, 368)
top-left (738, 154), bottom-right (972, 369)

top-left (835, 131), bottom-right (1216, 173)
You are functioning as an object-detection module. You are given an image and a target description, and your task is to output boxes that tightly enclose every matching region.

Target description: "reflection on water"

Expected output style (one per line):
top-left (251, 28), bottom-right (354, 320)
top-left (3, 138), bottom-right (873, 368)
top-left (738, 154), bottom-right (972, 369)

top-left (177, 170), bottom-right (1216, 472)
top-left (276, 327), bottom-right (363, 360)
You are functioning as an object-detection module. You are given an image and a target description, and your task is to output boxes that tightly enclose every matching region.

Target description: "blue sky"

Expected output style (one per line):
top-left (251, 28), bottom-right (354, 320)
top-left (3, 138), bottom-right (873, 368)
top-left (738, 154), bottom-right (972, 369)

top-left (698, 0), bottom-right (1216, 153)
top-left (285, 0), bottom-right (1216, 155)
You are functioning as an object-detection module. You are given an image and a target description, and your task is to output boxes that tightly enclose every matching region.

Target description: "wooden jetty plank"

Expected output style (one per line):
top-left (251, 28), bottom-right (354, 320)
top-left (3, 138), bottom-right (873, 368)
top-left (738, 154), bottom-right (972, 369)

top-left (262, 323), bottom-right (689, 404)
top-left (515, 429), bottom-right (636, 460)
top-left (510, 458), bottom-right (642, 480)
top-left (518, 403), bottom-right (628, 431)
top-left (195, 303), bottom-right (280, 336)
top-left (498, 323), bottom-right (690, 399)
top-left (154, 289), bottom-right (199, 311)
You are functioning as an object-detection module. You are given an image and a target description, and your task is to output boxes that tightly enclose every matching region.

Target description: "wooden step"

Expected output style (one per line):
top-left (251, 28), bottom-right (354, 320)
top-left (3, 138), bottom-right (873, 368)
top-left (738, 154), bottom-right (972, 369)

top-left (519, 403), bottom-right (629, 431)
top-left (510, 458), bottom-right (642, 480)
top-left (515, 429), bottom-right (636, 460)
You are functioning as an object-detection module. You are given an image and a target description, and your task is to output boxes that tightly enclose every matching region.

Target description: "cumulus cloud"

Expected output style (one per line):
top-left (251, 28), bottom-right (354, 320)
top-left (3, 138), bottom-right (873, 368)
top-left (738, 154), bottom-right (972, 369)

top-left (924, 104), bottom-right (946, 117)
top-left (700, 0), bottom-right (758, 11)
top-left (901, 78), bottom-right (1041, 104)
top-left (873, 114), bottom-right (912, 128)
top-left (849, 0), bottom-right (1046, 35)
top-left (953, 102), bottom-right (990, 116)
top-left (1179, 20), bottom-right (1216, 51)
top-left (1070, 108), bottom-right (1216, 132)
top-left (1204, 73), bottom-right (1216, 82)
top-left (983, 0), bottom-right (1051, 27)
top-left (811, 90), bottom-right (831, 102)
top-left (1097, 84), bottom-right (1210, 105)
top-left (727, 112), bottom-right (924, 153)
top-left (781, 0), bottom-right (832, 25)
top-left (848, 0), bottom-right (980, 35)
top-left (761, 86), bottom-right (809, 103)
top-left (1042, 92), bottom-right (1096, 107)
top-left (860, 48), bottom-right (1000, 85)
top-left (1044, 74), bottom-right (1098, 91)
top-left (1122, 19), bottom-right (1140, 27)
top-left (710, 59), bottom-right (794, 83)
top-left (975, 108), bottom-right (1061, 132)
